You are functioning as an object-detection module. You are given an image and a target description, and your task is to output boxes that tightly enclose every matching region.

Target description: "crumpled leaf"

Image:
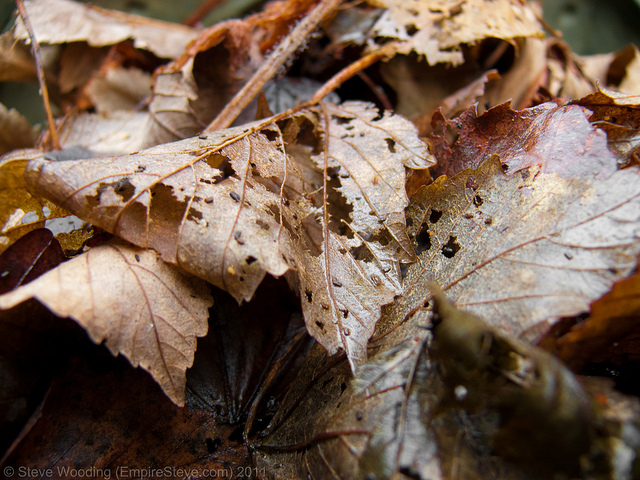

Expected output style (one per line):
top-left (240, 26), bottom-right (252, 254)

top-left (13, 0), bottom-right (198, 59)
top-left (369, 0), bottom-right (544, 66)
top-left (23, 102), bottom-right (434, 370)
top-left (0, 31), bottom-right (36, 82)
top-left (0, 239), bottom-right (213, 406)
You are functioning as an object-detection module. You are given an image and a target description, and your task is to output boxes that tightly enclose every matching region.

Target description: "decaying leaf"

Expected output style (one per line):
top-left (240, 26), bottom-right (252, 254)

top-left (13, 0), bottom-right (198, 59)
top-left (255, 286), bottom-right (637, 479)
top-left (369, 0), bottom-right (544, 66)
top-left (0, 238), bottom-right (213, 405)
top-left (397, 155), bottom-right (640, 342)
top-left (22, 102), bottom-right (434, 370)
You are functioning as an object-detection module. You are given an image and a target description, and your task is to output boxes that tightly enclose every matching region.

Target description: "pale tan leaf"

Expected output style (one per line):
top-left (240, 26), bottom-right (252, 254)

top-left (394, 156), bottom-right (640, 342)
top-left (0, 239), bottom-right (212, 406)
top-left (0, 103), bottom-right (38, 156)
top-left (13, 0), bottom-right (197, 59)
top-left (84, 67), bottom-right (153, 114)
top-left (24, 102), bottom-right (430, 370)
top-left (0, 32), bottom-right (36, 82)
top-left (370, 0), bottom-right (544, 66)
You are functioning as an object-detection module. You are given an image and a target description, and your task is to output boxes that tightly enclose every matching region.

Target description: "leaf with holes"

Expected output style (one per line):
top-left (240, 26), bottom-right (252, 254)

top-left (24, 101), bottom-right (434, 371)
top-left (0, 238), bottom-right (212, 406)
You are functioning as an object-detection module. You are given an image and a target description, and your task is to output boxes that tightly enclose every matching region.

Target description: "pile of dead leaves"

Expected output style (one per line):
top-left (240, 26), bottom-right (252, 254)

top-left (1, 0), bottom-right (640, 478)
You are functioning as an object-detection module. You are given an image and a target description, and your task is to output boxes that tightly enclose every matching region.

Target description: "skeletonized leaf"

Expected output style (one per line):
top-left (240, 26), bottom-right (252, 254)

top-left (24, 102), bottom-right (433, 370)
top-left (0, 239), bottom-right (213, 406)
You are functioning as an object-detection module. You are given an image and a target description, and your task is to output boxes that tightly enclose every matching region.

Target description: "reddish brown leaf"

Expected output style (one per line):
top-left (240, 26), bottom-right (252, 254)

top-left (0, 228), bottom-right (65, 294)
top-left (430, 101), bottom-right (618, 180)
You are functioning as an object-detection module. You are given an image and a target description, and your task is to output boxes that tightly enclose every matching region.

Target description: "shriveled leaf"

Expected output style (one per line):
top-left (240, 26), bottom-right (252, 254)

top-left (0, 239), bottom-right (213, 406)
top-left (551, 273), bottom-right (640, 371)
top-left (0, 149), bottom-right (69, 254)
top-left (13, 0), bottom-right (198, 59)
top-left (24, 102), bottom-right (431, 370)
top-left (429, 101), bottom-right (619, 180)
top-left (370, 0), bottom-right (543, 66)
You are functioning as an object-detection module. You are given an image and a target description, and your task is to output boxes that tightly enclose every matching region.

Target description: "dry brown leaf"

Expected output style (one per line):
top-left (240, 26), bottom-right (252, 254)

top-left (24, 102), bottom-right (433, 370)
top-left (0, 103), bottom-right (38, 156)
top-left (369, 0), bottom-right (543, 66)
top-left (573, 87), bottom-right (640, 168)
top-left (0, 31), bottom-right (36, 82)
top-left (13, 0), bottom-right (198, 59)
top-left (0, 238), bottom-right (213, 406)
top-left (84, 67), bottom-right (152, 114)
top-left (552, 273), bottom-right (640, 371)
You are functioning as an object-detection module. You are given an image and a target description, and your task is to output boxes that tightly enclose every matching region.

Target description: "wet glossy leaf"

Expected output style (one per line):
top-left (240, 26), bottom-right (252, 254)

top-left (0, 239), bottom-right (213, 405)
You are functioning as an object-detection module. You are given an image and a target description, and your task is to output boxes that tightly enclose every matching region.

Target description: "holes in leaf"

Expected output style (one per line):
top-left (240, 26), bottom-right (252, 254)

top-left (441, 236), bottom-right (461, 258)
top-left (473, 195), bottom-right (483, 207)
top-left (315, 321), bottom-right (324, 331)
top-left (305, 290), bottom-right (313, 302)
top-left (340, 309), bottom-right (349, 318)
top-left (406, 217), bottom-right (414, 227)
top-left (256, 219), bottom-right (270, 230)
top-left (96, 177), bottom-right (135, 203)
top-left (187, 207), bottom-right (203, 222)
top-left (385, 138), bottom-right (396, 153)
top-left (340, 382), bottom-right (347, 394)
top-left (332, 115), bottom-right (353, 125)
top-left (230, 191), bottom-right (241, 202)
top-left (429, 209), bottom-right (442, 223)
top-left (228, 427), bottom-right (244, 443)
top-left (205, 437), bottom-right (221, 454)
top-left (322, 377), bottom-right (334, 389)
top-left (415, 224), bottom-right (431, 255)
top-left (246, 256), bottom-right (257, 265)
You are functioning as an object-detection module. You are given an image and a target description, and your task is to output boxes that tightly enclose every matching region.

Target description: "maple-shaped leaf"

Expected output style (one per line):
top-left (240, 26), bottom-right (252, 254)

top-left (24, 102), bottom-right (434, 370)
top-left (0, 239), bottom-right (212, 406)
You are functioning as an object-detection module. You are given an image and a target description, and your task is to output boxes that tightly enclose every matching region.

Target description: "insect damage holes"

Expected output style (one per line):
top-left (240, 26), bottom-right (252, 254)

top-left (441, 236), bottom-right (461, 258)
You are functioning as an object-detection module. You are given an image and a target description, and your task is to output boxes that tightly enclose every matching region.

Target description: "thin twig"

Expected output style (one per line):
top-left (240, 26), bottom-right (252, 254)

top-left (308, 44), bottom-right (397, 105)
top-left (15, 0), bottom-right (60, 150)
top-left (204, 0), bottom-right (342, 133)
top-left (183, 0), bottom-right (225, 27)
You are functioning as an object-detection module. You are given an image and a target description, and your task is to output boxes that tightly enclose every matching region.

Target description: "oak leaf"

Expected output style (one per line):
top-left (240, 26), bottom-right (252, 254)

top-left (0, 239), bottom-right (213, 405)
top-left (23, 102), bottom-right (434, 370)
